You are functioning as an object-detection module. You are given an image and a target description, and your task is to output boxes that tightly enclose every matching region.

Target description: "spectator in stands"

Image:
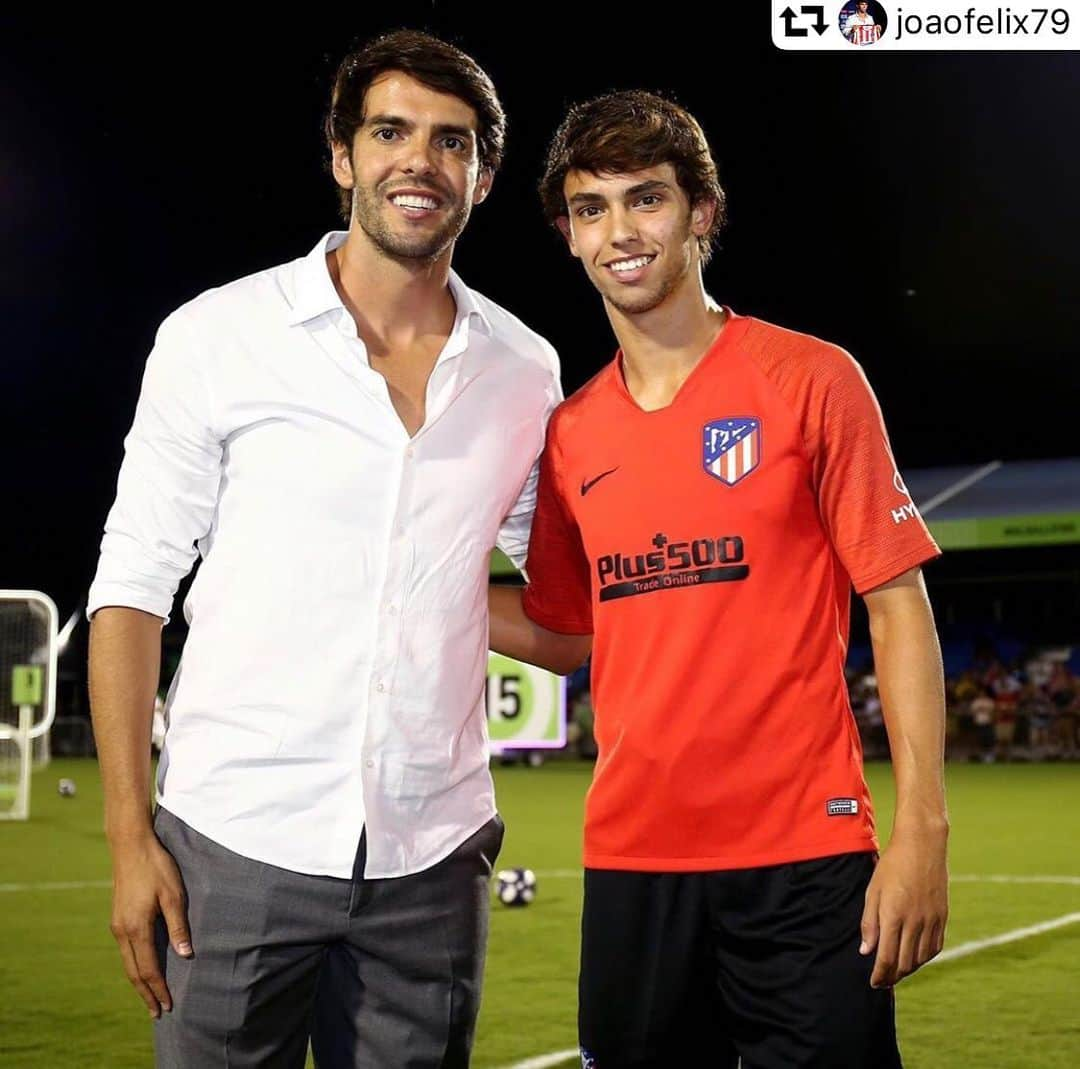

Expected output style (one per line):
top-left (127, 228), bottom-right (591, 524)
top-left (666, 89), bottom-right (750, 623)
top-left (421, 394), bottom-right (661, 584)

top-left (1019, 683), bottom-right (1053, 758)
top-left (1049, 664), bottom-right (1078, 757)
top-left (970, 687), bottom-right (997, 762)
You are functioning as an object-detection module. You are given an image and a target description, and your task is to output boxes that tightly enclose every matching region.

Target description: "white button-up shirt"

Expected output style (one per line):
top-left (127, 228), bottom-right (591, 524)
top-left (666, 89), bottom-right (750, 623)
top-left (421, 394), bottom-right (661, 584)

top-left (87, 231), bottom-right (561, 878)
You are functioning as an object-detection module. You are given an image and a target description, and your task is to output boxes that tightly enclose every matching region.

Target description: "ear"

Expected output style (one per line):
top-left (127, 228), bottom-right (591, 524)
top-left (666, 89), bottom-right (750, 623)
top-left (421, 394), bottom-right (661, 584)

top-left (691, 197), bottom-right (717, 239)
top-left (555, 215), bottom-right (579, 258)
top-left (472, 165), bottom-right (494, 206)
top-left (330, 140), bottom-right (355, 191)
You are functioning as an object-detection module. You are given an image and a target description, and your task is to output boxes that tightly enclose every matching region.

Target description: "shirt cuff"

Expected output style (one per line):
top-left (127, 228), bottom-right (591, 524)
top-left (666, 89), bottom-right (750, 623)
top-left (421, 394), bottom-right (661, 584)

top-left (86, 581), bottom-right (172, 625)
top-left (852, 542), bottom-right (942, 596)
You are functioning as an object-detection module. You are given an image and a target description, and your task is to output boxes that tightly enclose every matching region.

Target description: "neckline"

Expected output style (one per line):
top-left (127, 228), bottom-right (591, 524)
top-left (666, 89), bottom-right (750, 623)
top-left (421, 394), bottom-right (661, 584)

top-left (610, 307), bottom-right (749, 415)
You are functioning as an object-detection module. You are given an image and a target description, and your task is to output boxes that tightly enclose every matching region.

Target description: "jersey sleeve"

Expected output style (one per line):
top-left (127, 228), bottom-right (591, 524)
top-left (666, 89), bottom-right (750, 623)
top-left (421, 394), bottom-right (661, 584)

top-left (521, 415), bottom-right (594, 634)
top-left (495, 351), bottom-right (563, 571)
top-left (812, 352), bottom-right (941, 594)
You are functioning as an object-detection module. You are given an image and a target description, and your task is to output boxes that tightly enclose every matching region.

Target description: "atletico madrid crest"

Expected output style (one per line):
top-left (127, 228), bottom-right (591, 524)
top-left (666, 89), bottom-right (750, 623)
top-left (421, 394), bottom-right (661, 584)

top-left (702, 417), bottom-right (762, 485)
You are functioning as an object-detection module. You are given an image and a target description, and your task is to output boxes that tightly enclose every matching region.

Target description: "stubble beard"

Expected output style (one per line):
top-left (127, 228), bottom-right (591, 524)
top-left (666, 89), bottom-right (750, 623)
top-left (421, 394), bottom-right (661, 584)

top-left (599, 245), bottom-right (694, 317)
top-left (594, 212), bottom-right (697, 317)
top-left (351, 179), bottom-right (471, 263)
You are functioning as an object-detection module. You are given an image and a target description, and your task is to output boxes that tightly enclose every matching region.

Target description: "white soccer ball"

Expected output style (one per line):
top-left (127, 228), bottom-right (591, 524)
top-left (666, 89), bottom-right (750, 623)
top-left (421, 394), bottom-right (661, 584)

top-left (495, 867), bottom-right (537, 907)
top-left (57, 778), bottom-right (76, 797)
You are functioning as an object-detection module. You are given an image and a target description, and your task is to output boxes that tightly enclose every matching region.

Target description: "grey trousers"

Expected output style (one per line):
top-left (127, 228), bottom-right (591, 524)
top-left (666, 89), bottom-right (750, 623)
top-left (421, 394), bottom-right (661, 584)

top-left (152, 806), bottom-right (505, 1068)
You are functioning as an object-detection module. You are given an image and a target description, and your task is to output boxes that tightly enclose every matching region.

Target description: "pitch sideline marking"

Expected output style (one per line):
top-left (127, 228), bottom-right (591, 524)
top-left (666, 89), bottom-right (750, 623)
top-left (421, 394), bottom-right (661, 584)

top-left (4, 873), bottom-right (1080, 893)
top-left (497, 1051), bottom-right (580, 1069)
top-left (950, 874), bottom-right (1080, 886)
top-left (0, 879), bottom-right (111, 893)
top-left (927, 910), bottom-right (1080, 965)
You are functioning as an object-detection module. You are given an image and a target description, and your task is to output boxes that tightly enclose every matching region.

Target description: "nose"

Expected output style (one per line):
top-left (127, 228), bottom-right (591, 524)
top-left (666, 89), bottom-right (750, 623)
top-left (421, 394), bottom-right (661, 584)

top-left (608, 204), bottom-right (641, 247)
top-left (399, 137), bottom-right (438, 178)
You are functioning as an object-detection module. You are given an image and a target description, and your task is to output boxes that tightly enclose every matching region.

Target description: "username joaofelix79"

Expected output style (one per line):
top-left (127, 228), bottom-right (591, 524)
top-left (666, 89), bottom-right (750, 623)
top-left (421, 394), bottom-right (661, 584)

top-left (772, 1), bottom-right (1077, 49)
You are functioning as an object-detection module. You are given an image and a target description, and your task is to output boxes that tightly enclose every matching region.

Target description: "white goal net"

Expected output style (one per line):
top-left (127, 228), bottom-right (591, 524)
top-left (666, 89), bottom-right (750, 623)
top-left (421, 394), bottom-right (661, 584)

top-left (0, 592), bottom-right (58, 820)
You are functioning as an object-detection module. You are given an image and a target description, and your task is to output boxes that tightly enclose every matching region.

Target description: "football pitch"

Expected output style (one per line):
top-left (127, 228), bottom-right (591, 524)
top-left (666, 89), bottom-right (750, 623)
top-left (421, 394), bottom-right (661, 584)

top-left (1, 759), bottom-right (1078, 1067)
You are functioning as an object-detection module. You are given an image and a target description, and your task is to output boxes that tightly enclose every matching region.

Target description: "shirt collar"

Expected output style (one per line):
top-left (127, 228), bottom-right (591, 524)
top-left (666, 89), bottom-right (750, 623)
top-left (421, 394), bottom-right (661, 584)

top-left (286, 230), bottom-right (492, 338)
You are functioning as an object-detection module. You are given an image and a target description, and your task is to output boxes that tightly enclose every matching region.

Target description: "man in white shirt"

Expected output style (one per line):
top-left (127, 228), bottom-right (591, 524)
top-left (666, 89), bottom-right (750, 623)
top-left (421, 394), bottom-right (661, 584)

top-left (87, 30), bottom-right (560, 1068)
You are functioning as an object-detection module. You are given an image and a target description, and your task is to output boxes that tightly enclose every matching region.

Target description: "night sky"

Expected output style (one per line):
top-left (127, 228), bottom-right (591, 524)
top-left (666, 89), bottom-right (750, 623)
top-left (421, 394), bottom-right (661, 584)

top-left (4, 11), bottom-right (1079, 638)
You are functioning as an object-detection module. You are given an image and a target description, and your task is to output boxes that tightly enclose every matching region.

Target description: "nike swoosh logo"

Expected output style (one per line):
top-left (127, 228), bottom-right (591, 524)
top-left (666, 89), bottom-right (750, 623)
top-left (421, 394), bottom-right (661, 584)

top-left (580, 467), bottom-right (619, 496)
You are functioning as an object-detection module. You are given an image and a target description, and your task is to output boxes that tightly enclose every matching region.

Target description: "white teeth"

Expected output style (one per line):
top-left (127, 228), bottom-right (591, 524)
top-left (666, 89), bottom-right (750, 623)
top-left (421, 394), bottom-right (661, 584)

top-left (609, 255), bottom-right (654, 272)
top-left (392, 194), bottom-right (439, 210)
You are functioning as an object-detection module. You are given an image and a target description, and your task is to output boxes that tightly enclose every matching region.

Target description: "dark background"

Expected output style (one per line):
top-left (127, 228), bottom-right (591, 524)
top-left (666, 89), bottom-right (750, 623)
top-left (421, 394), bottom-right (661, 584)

top-left (3, 10), bottom-right (1078, 690)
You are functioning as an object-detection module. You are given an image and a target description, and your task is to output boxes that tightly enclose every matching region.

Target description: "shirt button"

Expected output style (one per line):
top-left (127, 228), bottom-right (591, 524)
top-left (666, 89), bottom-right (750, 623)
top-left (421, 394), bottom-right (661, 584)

top-left (405, 447), bottom-right (414, 459)
top-left (365, 759), bottom-right (375, 769)
top-left (375, 681), bottom-right (385, 692)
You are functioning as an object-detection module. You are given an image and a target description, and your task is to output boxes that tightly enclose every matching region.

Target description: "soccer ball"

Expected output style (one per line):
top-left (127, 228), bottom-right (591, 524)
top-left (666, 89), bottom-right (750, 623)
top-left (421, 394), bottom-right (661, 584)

top-left (496, 867), bottom-right (537, 907)
top-left (57, 778), bottom-right (76, 797)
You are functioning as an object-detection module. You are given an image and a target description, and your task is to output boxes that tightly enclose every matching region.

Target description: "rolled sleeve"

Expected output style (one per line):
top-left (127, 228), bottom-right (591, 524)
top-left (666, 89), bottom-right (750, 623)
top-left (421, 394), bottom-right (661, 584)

top-left (87, 310), bottom-right (222, 624)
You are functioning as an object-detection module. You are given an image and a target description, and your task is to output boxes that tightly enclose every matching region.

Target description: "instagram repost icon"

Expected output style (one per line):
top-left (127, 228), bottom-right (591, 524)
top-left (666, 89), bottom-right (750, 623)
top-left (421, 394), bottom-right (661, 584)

top-left (840, 0), bottom-right (887, 45)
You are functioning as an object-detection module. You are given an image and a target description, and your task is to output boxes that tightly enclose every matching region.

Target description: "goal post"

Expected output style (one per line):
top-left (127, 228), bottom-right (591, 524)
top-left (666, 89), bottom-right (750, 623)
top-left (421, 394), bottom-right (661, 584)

top-left (0, 591), bottom-right (59, 821)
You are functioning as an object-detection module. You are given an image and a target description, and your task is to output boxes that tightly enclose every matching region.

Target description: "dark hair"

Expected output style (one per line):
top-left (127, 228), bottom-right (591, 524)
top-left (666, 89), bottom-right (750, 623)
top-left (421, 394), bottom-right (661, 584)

top-left (539, 90), bottom-right (726, 264)
top-left (324, 30), bottom-right (506, 220)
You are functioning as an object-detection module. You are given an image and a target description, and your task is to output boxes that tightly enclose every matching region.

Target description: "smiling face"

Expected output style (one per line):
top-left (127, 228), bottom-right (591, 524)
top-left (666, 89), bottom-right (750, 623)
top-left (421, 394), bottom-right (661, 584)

top-left (556, 163), bottom-right (716, 317)
top-left (331, 71), bottom-right (492, 263)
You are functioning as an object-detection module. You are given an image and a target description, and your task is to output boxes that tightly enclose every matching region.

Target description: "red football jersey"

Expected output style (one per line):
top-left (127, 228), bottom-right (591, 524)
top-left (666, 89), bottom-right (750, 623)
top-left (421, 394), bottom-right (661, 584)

top-left (522, 310), bottom-right (941, 871)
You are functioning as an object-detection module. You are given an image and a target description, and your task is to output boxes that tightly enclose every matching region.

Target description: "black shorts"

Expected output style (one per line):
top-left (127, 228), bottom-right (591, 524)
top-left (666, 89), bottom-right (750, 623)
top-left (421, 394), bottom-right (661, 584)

top-left (578, 852), bottom-right (901, 1068)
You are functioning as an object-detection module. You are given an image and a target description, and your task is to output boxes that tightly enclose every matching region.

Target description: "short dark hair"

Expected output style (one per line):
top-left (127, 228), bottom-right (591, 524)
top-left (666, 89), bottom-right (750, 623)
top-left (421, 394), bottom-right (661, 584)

top-left (324, 30), bottom-right (506, 220)
top-left (539, 90), bottom-right (726, 264)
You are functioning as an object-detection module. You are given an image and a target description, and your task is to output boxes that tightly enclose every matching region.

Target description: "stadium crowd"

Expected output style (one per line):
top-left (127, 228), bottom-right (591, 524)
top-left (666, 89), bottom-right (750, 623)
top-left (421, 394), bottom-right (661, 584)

top-left (850, 647), bottom-right (1080, 762)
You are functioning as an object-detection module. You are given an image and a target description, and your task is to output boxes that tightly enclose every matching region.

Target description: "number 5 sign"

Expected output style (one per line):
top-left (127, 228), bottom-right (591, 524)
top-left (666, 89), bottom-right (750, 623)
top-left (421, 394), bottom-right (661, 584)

top-left (485, 653), bottom-right (566, 750)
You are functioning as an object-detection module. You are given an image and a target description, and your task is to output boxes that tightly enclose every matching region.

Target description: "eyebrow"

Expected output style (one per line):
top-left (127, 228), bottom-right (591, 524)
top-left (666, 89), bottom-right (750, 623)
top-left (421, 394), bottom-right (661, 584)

top-left (567, 179), bottom-right (672, 206)
top-left (365, 114), bottom-right (475, 140)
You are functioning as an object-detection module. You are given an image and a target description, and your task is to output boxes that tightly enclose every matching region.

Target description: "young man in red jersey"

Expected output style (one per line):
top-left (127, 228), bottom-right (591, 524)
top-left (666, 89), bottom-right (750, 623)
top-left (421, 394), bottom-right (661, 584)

top-left (489, 91), bottom-right (948, 1067)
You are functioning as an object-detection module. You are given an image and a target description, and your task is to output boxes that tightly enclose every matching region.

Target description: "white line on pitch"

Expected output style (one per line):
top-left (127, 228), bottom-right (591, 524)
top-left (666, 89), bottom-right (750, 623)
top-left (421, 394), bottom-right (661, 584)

top-left (497, 1049), bottom-right (580, 1069)
top-left (2, 873), bottom-right (1077, 894)
top-left (0, 879), bottom-right (110, 893)
top-left (926, 911), bottom-right (1080, 965)
top-left (950, 874), bottom-right (1080, 886)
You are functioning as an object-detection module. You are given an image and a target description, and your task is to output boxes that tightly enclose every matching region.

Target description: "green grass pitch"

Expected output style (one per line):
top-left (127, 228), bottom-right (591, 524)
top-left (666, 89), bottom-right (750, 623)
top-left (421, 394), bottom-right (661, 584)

top-left (1, 758), bottom-right (1078, 1067)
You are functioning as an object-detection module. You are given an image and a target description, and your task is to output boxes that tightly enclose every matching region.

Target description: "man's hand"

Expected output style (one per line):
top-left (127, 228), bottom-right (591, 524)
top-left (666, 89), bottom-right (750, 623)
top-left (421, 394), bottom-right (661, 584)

top-left (109, 832), bottom-right (192, 1018)
top-left (859, 831), bottom-right (948, 988)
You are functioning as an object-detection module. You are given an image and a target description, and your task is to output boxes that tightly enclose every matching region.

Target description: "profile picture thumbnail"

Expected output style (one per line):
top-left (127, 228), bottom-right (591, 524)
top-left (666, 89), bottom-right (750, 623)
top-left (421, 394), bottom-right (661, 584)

top-left (840, 0), bottom-right (887, 45)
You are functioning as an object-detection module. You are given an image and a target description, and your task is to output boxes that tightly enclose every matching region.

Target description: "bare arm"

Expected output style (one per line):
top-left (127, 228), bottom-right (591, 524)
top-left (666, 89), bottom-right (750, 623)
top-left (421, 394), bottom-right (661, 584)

top-left (858, 566), bottom-right (949, 988)
top-left (489, 585), bottom-right (592, 676)
top-left (89, 606), bottom-right (192, 1018)
top-left (89, 607), bottom-right (161, 840)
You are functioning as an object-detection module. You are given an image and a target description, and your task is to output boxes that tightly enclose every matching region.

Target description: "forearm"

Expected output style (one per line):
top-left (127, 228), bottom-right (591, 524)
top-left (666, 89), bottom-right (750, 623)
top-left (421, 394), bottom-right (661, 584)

top-left (88, 606), bottom-right (164, 848)
top-left (866, 578), bottom-right (948, 839)
top-left (489, 584), bottom-right (592, 676)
